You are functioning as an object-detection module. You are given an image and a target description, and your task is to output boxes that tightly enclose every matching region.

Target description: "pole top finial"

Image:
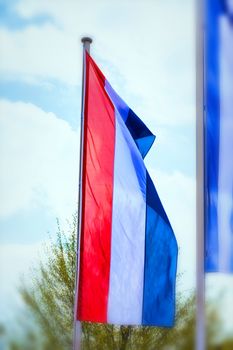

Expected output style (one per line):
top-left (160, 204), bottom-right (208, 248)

top-left (81, 37), bottom-right (92, 44)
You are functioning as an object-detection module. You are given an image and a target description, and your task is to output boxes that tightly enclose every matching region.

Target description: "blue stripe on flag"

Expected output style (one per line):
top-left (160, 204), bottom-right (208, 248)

top-left (205, 0), bottom-right (221, 272)
top-left (142, 173), bottom-right (178, 327)
top-left (125, 109), bottom-right (155, 158)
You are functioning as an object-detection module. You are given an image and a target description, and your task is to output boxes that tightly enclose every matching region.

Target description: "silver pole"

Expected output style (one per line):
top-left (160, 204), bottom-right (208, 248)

top-left (196, 0), bottom-right (205, 349)
top-left (73, 36), bottom-right (92, 350)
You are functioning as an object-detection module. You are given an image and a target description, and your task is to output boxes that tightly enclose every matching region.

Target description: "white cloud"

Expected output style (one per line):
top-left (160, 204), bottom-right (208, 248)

top-left (0, 242), bottom-right (44, 323)
top-left (0, 24), bottom-right (79, 85)
top-left (89, 0), bottom-right (196, 126)
top-left (206, 274), bottom-right (233, 337)
top-left (15, 0), bottom-right (79, 33)
top-left (0, 99), bottom-right (79, 219)
top-left (1, 0), bottom-right (195, 126)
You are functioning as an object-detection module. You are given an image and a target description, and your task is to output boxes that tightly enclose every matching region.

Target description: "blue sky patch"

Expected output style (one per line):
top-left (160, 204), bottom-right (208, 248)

top-left (0, 78), bottom-right (81, 130)
top-left (0, 0), bottom-right (54, 30)
top-left (0, 206), bottom-right (57, 244)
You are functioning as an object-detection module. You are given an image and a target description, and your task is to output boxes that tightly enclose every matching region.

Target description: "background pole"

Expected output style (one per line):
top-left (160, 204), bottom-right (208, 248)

top-left (196, 0), bottom-right (205, 349)
top-left (73, 36), bottom-right (92, 350)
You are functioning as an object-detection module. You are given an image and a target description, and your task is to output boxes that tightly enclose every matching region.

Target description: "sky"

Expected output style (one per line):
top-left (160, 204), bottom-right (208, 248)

top-left (0, 0), bottom-right (232, 338)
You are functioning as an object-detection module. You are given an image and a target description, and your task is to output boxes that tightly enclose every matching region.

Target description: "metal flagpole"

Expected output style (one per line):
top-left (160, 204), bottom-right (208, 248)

top-left (73, 36), bottom-right (92, 350)
top-left (196, 0), bottom-right (205, 349)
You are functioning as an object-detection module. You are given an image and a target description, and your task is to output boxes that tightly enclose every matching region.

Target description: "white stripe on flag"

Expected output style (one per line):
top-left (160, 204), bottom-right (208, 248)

top-left (107, 110), bottom-right (146, 325)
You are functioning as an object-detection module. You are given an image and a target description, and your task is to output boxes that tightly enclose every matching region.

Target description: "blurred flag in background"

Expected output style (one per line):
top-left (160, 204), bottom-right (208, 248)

top-left (205, 0), bottom-right (233, 273)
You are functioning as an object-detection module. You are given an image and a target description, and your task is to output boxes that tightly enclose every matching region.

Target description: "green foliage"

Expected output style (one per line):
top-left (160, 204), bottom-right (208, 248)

top-left (5, 215), bottom-right (232, 350)
top-left (8, 215), bottom-right (77, 350)
top-left (78, 292), bottom-right (195, 350)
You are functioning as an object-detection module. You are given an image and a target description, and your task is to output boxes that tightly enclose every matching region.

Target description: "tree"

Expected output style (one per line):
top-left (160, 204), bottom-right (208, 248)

top-left (6, 215), bottom-right (233, 350)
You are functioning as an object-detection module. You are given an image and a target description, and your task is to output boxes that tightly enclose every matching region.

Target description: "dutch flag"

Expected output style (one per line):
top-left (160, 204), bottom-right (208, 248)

top-left (76, 52), bottom-right (178, 327)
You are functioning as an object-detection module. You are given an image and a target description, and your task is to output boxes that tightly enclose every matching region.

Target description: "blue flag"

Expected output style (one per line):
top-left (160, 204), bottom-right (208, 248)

top-left (205, 0), bottom-right (233, 273)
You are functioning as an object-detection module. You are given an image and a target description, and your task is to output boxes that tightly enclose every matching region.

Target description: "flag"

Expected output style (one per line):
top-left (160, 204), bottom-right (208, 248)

top-left (76, 52), bottom-right (178, 326)
top-left (205, 0), bottom-right (233, 273)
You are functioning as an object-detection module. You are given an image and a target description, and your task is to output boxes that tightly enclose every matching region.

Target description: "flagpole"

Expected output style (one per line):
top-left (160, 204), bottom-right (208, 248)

top-left (73, 36), bottom-right (92, 350)
top-left (196, 0), bottom-right (205, 349)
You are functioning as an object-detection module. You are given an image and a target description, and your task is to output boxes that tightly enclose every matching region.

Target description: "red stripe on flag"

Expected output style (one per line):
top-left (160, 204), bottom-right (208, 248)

top-left (77, 52), bottom-right (115, 322)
